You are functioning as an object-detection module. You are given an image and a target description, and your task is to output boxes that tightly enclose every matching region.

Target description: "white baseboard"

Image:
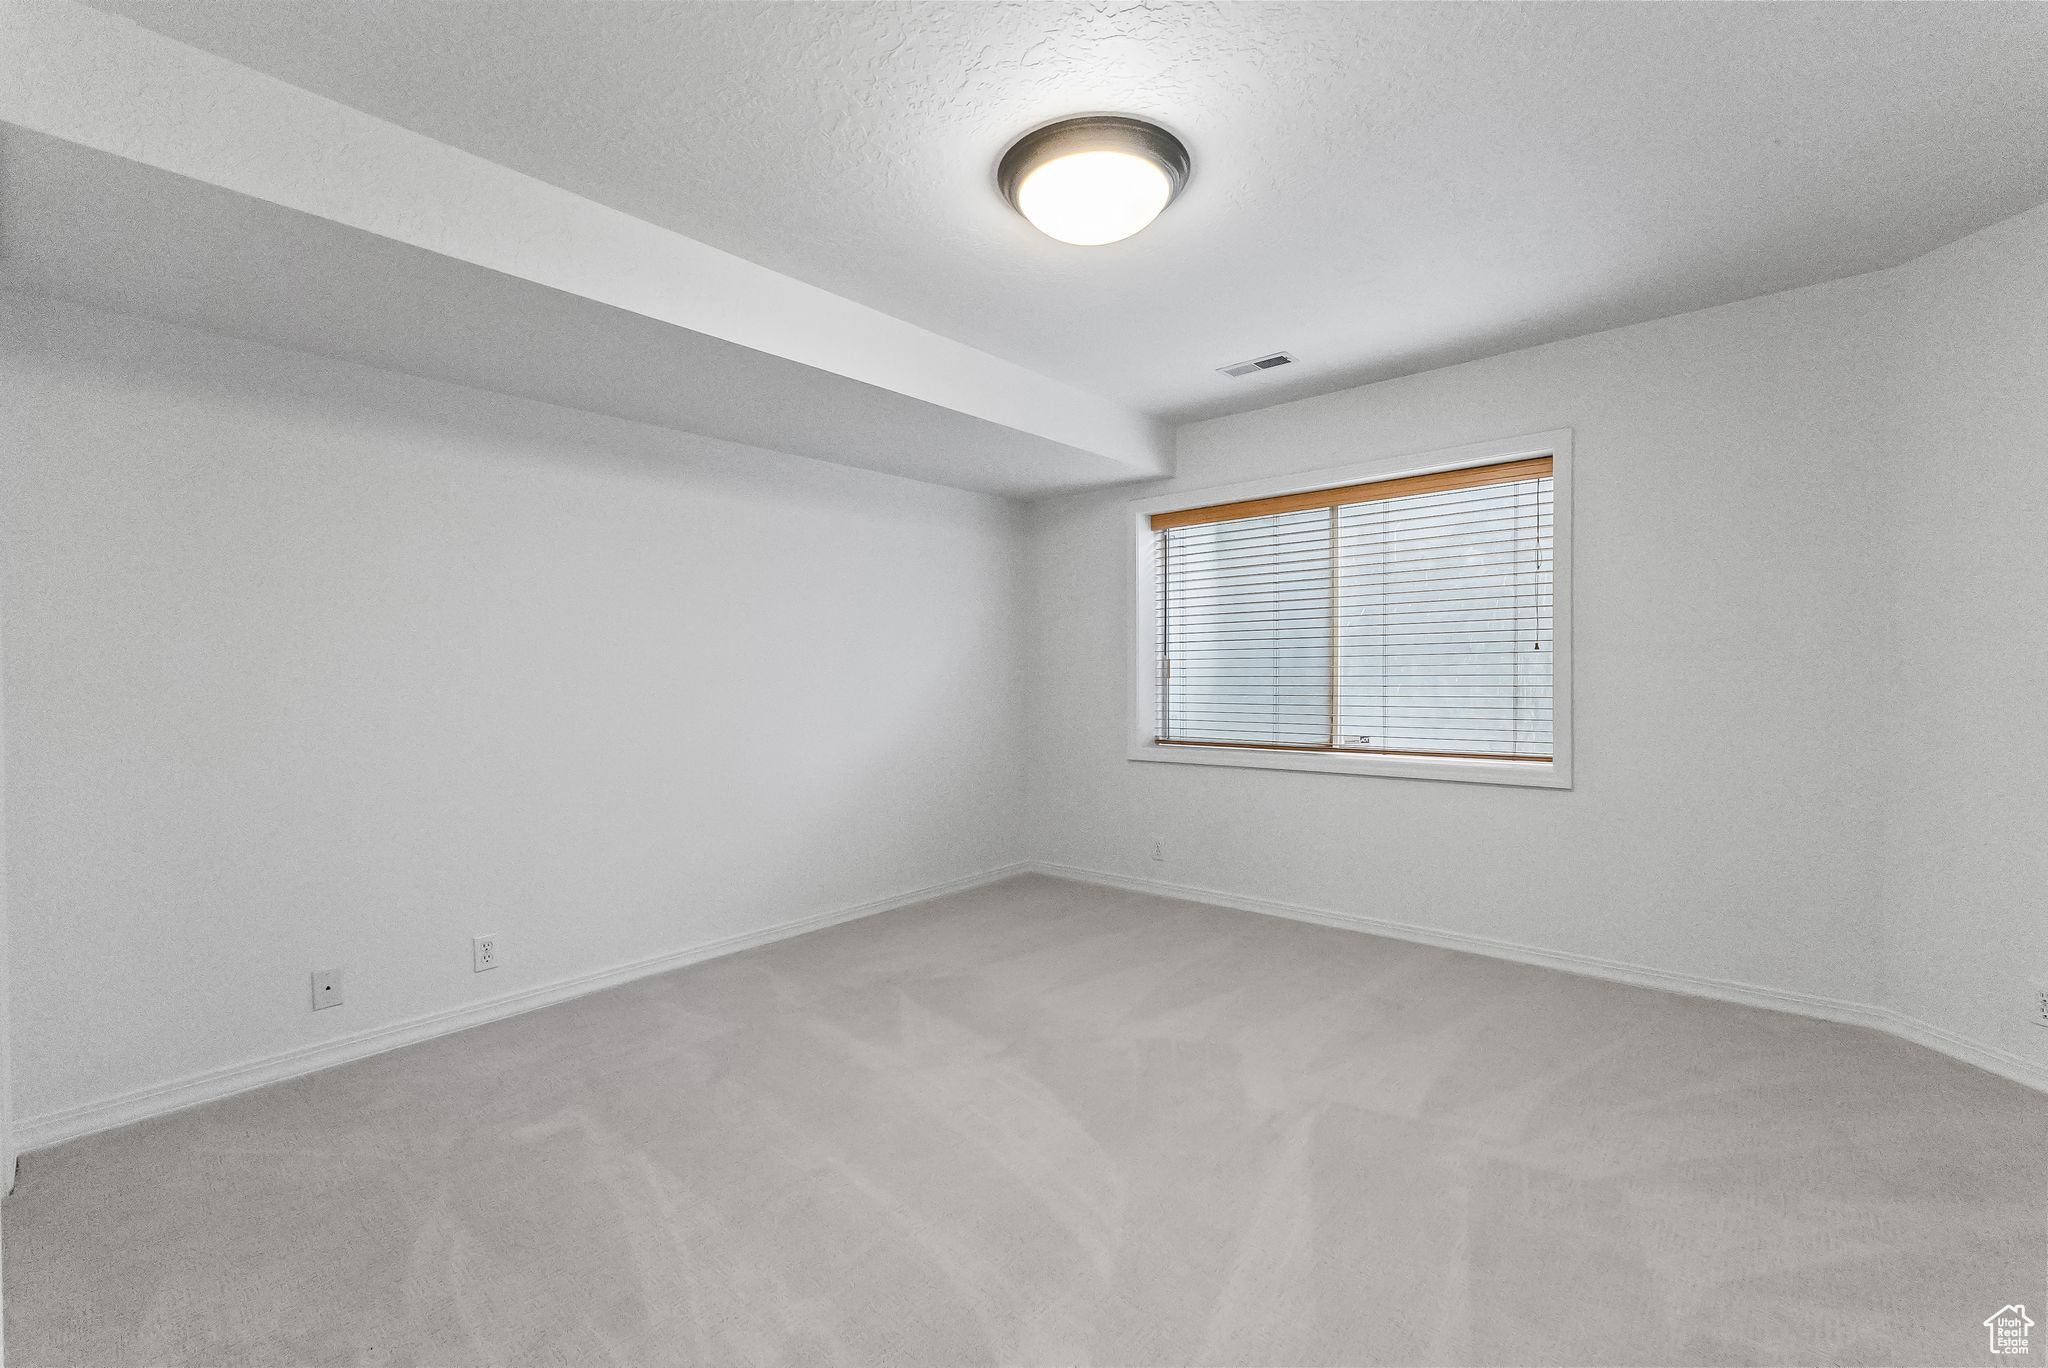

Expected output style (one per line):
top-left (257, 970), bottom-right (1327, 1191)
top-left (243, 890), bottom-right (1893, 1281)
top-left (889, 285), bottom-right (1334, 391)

top-left (14, 863), bottom-right (1029, 1156)
top-left (1020, 862), bottom-right (2048, 1097)
top-left (18, 859), bottom-right (2042, 1158)
top-left (1873, 1006), bottom-right (2048, 1096)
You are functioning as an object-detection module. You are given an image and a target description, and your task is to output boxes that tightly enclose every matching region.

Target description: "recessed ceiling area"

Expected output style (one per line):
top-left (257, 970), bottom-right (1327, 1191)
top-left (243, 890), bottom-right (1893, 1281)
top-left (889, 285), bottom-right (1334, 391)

top-left (79, 0), bottom-right (2048, 422)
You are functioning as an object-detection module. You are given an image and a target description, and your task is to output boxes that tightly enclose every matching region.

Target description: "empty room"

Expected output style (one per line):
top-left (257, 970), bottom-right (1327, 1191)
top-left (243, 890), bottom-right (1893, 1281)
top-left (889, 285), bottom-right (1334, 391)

top-left (2, 2), bottom-right (2045, 1365)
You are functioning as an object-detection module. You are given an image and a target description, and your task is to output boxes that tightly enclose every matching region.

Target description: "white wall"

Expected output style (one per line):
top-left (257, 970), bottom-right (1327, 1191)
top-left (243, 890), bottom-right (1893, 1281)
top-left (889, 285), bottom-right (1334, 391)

top-left (1879, 202), bottom-right (2048, 1076)
top-left (6, 200), bottom-right (2044, 1160)
top-left (1025, 272), bottom-right (1895, 1009)
top-left (1, 557), bottom-right (9, 1359)
top-left (0, 293), bottom-right (1026, 1133)
top-left (1025, 206), bottom-right (2048, 1085)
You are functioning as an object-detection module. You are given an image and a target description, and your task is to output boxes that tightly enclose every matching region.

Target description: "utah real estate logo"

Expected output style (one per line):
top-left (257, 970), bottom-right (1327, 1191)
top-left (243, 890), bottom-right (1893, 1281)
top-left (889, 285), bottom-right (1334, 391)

top-left (1985, 1305), bottom-right (2033, 1355)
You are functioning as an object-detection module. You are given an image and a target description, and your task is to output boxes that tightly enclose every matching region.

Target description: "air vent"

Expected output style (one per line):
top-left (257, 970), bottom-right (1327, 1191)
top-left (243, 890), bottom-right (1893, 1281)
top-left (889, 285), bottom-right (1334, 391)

top-left (1219, 352), bottom-right (1298, 377)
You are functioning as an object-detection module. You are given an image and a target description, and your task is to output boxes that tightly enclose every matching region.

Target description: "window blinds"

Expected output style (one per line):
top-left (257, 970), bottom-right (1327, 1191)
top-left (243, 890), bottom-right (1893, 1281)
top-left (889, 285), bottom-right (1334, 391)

top-left (1152, 457), bottom-right (1553, 761)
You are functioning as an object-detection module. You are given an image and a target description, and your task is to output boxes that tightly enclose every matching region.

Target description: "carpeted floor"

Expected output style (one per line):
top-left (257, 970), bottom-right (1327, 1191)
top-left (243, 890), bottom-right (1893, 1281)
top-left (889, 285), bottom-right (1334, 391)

top-left (4, 873), bottom-right (2043, 1366)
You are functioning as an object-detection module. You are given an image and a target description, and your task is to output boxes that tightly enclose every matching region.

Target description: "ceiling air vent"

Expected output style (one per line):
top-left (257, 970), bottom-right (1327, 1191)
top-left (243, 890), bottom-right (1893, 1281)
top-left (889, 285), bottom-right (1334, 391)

top-left (1218, 352), bottom-right (1298, 377)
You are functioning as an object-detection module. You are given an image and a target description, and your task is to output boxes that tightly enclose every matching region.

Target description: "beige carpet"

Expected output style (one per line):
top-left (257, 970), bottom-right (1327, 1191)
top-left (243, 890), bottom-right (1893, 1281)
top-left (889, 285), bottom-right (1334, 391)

top-left (4, 874), bottom-right (2043, 1367)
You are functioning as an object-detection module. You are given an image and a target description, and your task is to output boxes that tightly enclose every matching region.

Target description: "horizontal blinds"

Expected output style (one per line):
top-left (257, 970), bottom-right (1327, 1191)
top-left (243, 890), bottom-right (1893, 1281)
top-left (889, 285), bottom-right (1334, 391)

top-left (1157, 457), bottom-right (1552, 760)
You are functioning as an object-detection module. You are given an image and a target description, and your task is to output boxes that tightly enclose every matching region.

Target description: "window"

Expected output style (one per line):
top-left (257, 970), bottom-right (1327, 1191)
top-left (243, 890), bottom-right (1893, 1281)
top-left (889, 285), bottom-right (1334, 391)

top-left (1130, 432), bottom-right (1571, 787)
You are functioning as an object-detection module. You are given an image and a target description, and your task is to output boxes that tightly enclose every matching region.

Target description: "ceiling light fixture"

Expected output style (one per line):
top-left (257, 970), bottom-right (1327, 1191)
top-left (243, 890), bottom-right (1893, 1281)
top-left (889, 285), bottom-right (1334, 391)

top-left (997, 115), bottom-right (1191, 246)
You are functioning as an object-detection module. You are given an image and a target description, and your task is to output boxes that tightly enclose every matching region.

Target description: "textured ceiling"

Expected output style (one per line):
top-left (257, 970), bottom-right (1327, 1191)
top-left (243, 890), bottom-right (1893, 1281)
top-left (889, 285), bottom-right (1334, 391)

top-left (79, 1), bottom-right (2048, 422)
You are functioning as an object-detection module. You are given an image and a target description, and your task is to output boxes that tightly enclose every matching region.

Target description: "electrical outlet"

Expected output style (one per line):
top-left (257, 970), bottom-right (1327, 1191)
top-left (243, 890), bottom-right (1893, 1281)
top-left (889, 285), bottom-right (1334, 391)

top-left (2030, 981), bottom-right (2048, 1029)
top-left (311, 968), bottom-right (343, 1011)
top-left (1150, 839), bottom-right (1165, 862)
top-left (473, 935), bottom-right (500, 973)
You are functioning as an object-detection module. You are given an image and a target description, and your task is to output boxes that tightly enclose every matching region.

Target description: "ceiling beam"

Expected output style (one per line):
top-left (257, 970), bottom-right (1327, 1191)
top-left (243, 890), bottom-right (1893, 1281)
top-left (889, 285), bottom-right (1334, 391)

top-left (0, 0), bottom-right (1171, 493)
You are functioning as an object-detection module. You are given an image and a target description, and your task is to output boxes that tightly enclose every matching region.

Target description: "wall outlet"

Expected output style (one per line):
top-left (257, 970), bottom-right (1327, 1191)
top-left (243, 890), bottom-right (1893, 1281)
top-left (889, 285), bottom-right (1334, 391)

top-left (473, 935), bottom-right (501, 973)
top-left (311, 968), bottom-right (343, 1011)
top-left (1150, 839), bottom-right (1165, 862)
top-left (2030, 981), bottom-right (2048, 1028)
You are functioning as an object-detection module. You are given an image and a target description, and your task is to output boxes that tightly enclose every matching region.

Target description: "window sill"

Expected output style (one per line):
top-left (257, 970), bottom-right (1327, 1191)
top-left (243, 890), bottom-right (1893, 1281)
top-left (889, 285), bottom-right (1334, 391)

top-left (1126, 740), bottom-right (1572, 789)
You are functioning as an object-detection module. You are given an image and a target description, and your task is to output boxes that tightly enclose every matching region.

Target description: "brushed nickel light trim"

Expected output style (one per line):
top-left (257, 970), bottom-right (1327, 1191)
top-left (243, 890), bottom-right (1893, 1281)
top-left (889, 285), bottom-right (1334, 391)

top-left (997, 115), bottom-right (1192, 246)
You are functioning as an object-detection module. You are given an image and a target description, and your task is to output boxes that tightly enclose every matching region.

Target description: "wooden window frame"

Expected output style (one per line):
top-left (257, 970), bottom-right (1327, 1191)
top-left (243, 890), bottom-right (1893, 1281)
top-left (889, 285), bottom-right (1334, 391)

top-left (1128, 430), bottom-right (1573, 789)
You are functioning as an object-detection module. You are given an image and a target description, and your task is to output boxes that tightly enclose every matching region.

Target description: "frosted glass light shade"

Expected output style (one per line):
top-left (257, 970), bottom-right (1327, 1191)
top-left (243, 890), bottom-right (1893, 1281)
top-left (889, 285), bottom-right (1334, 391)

top-left (1015, 150), bottom-right (1174, 246)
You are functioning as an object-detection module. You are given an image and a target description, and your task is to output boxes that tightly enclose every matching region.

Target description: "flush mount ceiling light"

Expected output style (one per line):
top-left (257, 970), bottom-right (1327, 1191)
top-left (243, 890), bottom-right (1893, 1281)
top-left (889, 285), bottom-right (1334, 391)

top-left (997, 115), bottom-right (1191, 246)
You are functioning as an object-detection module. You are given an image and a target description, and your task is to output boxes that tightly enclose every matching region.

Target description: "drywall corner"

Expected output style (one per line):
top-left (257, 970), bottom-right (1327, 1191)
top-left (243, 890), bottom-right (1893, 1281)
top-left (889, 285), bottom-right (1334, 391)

top-left (1872, 198), bottom-right (2048, 1082)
